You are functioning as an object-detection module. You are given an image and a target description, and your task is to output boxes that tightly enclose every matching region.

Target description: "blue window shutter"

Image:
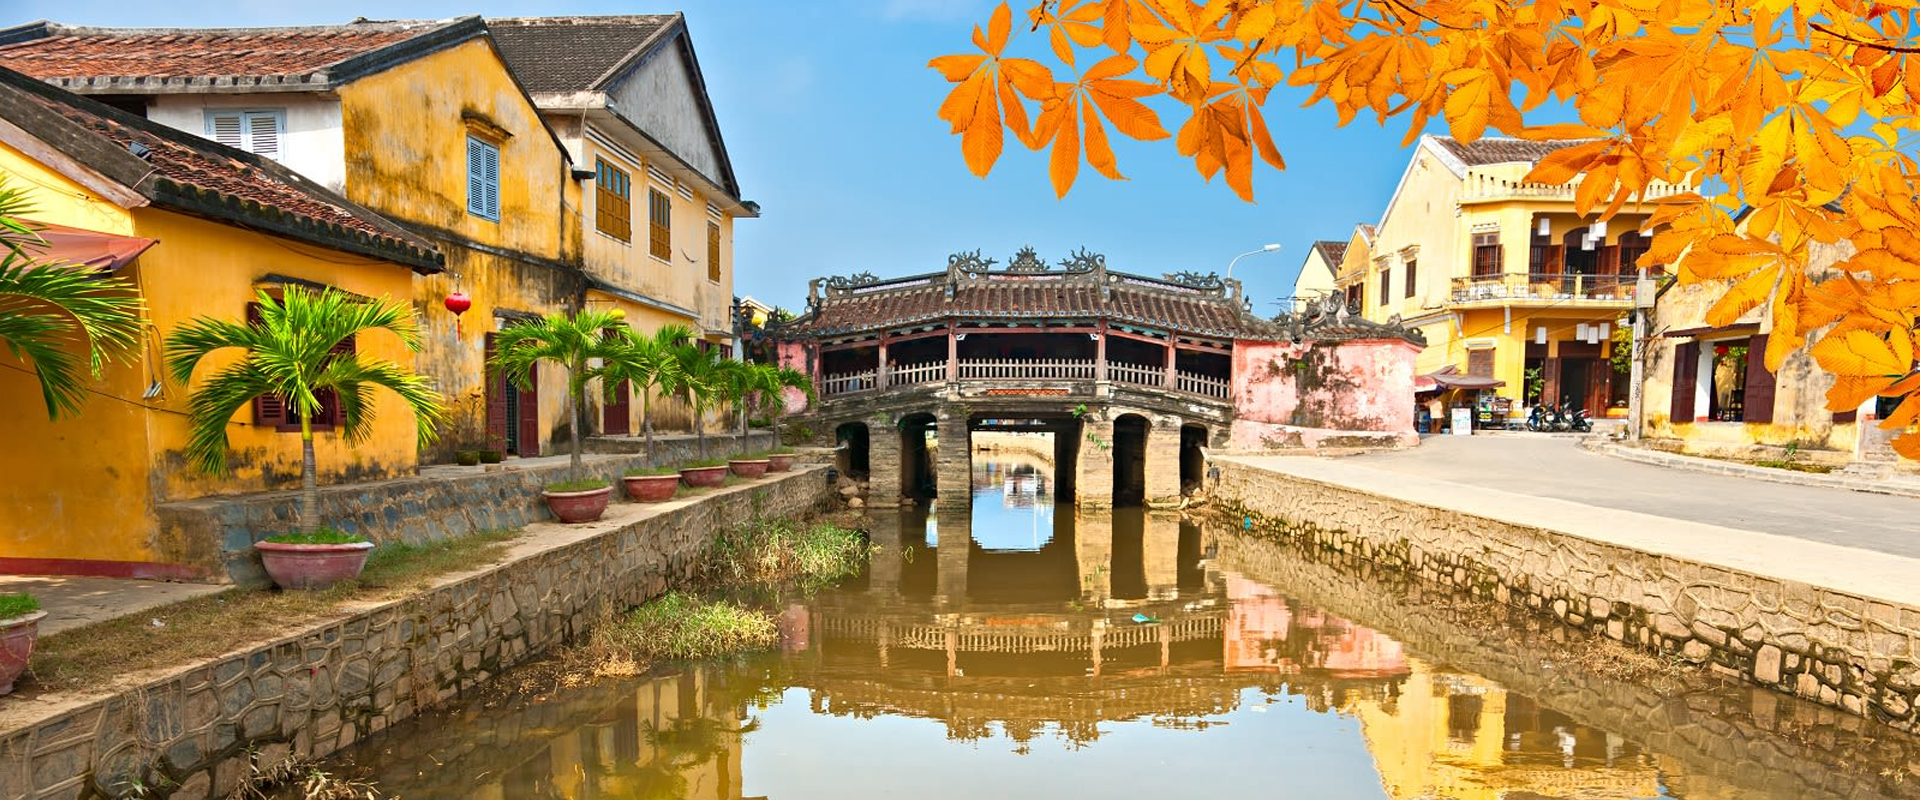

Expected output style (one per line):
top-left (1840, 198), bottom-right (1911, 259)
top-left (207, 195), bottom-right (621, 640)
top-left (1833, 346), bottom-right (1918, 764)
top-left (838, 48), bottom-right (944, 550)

top-left (484, 143), bottom-right (499, 219)
top-left (467, 137), bottom-right (486, 217)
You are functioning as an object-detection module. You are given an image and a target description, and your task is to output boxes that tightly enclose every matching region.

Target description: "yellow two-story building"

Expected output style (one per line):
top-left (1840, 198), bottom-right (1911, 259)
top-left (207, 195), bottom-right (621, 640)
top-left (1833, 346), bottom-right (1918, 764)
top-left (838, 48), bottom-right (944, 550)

top-left (1334, 135), bottom-right (1688, 423)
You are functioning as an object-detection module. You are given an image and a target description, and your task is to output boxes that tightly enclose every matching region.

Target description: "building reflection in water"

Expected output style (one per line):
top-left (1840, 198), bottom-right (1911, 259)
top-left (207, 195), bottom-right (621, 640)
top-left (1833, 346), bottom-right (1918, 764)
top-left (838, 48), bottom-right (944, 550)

top-left (356, 458), bottom-right (1685, 799)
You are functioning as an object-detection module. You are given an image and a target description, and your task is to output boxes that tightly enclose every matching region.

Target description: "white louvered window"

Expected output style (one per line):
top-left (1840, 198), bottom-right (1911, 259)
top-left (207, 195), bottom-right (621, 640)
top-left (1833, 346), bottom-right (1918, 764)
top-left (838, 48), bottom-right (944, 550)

top-left (204, 110), bottom-right (284, 161)
top-left (467, 135), bottom-right (501, 222)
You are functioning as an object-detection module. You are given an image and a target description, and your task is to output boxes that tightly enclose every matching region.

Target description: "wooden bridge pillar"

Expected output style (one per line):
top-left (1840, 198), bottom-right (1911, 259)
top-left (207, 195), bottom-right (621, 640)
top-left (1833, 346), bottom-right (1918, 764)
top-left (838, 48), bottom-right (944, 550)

top-left (1075, 416), bottom-right (1115, 508)
top-left (867, 417), bottom-right (901, 508)
top-left (1144, 417), bottom-right (1183, 503)
top-left (933, 409), bottom-right (972, 511)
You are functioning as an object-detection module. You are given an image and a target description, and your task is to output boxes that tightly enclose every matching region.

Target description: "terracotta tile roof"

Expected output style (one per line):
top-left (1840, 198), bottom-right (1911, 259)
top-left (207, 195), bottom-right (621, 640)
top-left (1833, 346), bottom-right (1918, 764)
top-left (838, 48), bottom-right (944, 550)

top-left (0, 18), bottom-right (476, 92)
top-left (776, 261), bottom-right (1421, 345)
top-left (1431, 136), bottom-right (1594, 166)
top-left (0, 65), bottom-right (441, 271)
top-left (486, 16), bottom-right (678, 95)
top-left (1311, 240), bottom-right (1348, 268)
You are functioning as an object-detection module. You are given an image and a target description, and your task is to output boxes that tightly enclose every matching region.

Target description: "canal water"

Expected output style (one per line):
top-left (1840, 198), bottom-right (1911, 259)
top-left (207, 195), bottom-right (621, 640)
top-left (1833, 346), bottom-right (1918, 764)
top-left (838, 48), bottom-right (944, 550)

top-left (335, 456), bottom-right (1920, 799)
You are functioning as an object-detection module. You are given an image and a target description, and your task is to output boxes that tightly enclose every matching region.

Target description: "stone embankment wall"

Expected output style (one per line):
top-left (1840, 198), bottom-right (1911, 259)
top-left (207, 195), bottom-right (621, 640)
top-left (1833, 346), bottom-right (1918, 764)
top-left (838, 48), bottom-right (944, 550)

top-left (0, 468), bottom-right (828, 800)
top-left (158, 432), bottom-right (775, 585)
top-left (1211, 460), bottom-right (1920, 732)
top-left (1216, 532), bottom-right (1920, 800)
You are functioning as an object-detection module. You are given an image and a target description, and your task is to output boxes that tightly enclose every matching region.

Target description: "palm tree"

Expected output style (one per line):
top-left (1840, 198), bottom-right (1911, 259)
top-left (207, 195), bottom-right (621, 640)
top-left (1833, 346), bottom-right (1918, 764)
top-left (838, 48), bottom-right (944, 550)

top-left (596, 323), bottom-right (694, 462)
top-left (165, 288), bottom-right (444, 534)
top-left (0, 179), bottom-right (144, 420)
top-left (719, 359), bottom-right (779, 442)
top-left (487, 309), bottom-right (626, 482)
top-left (661, 342), bottom-right (725, 460)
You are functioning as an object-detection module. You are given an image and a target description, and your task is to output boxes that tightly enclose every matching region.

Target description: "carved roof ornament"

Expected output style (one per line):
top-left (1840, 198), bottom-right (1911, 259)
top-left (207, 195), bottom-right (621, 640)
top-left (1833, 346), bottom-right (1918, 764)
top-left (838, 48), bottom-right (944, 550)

top-left (1163, 270), bottom-right (1224, 290)
top-left (1058, 247), bottom-right (1106, 274)
top-left (1006, 245), bottom-right (1048, 273)
top-left (823, 270), bottom-right (881, 289)
top-left (948, 249), bottom-right (996, 274)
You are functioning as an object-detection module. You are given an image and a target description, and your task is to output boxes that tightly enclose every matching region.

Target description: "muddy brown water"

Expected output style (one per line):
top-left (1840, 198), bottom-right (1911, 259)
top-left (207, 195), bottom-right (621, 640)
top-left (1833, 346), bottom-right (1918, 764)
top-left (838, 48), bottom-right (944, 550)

top-left (329, 459), bottom-right (1920, 799)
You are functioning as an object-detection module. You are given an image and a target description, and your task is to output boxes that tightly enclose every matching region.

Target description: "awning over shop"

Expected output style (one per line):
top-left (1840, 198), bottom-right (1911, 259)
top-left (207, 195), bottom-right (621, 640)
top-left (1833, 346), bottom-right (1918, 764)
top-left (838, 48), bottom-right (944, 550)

top-left (21, 221), bottom-right (156, 271)
top-left (1414, 364), bottom-right (1505, 392)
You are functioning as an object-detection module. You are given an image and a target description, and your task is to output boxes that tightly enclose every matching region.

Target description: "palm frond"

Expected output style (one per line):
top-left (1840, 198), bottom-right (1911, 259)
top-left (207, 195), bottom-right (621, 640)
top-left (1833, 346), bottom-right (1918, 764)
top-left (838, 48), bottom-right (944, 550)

top-left (315, 356), bottom-right (446, 447)
top-left (180, 360), bottom-right (276, 475)
top-left (0, 254), bottom-right (145, 419)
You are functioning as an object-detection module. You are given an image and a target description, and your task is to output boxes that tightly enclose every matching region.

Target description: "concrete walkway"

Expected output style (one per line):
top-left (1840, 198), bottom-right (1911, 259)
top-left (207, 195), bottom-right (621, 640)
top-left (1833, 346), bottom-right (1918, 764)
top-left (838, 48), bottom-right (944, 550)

top-left (0, 576), bottom-right (226, 636)
top-left (1295, 435), bottom-right (1919, 558)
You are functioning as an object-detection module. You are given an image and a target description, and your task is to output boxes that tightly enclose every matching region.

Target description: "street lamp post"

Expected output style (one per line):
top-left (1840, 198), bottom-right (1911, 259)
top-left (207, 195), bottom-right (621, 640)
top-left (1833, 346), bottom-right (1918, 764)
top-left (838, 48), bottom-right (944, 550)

top-left (1226, 243), bottom-right (1282, 281)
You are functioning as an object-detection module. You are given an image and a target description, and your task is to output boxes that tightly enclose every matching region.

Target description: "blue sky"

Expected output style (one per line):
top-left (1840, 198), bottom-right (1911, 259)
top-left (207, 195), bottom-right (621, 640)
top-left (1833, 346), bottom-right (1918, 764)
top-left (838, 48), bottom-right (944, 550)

top-left (5, 0), bottom-right (1430, 314)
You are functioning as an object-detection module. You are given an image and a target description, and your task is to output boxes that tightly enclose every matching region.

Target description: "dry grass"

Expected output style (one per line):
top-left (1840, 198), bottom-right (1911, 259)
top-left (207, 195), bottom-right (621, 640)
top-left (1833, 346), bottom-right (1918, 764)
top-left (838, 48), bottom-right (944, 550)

top-left (27, 531), bottom-right (519, 693)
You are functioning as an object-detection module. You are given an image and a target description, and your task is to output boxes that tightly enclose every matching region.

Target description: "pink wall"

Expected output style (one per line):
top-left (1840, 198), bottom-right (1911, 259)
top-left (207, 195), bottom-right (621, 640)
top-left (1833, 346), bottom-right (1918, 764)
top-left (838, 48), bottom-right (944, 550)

top-left (776, 341), bottom-right (814, 415)
top-left (1228, 338), bottom-right (1420, 450)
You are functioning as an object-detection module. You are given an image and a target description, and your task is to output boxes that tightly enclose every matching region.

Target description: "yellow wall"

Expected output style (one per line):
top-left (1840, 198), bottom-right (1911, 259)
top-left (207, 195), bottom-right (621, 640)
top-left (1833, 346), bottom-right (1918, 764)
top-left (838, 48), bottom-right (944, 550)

top-left (1, 145), bottom-right (424, 567)
top-left (337, 37), bottom-right (582, 458)
top-left (578, 135), bottom-right (735, 340)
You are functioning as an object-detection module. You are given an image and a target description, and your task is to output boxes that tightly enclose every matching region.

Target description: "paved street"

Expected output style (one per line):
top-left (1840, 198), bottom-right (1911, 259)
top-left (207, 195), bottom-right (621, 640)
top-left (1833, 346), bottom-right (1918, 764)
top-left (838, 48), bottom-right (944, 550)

top-left (1336, 435), bottom-right (1920, 558)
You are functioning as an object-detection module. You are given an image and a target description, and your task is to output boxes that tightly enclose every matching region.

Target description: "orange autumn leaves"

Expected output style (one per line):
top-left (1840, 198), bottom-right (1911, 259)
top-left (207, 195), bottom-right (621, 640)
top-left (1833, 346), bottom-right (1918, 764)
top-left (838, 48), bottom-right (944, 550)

top-left (930, 0), bottom-right (1920, 458)
top-left (933, 1), bottom-right (1288, 200)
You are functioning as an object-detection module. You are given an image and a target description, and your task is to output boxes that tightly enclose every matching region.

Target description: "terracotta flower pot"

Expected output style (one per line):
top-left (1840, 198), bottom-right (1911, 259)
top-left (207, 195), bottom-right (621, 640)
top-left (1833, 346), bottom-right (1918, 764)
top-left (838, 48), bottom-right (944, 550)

top-left (623, 474), bottom-right (679, 503)
top-left (728, 459), bottom-right (770, 479)
top-left (766, 454), bottom-right (796, 472)
top-left (544, 486), bottom-right (612, 523)
top-left (680, 465), bottom-right (727, 487)
top-left (478, 450), bottom-right (504, 464)
top-left (0, 611), bottom-right (46, 695)
top-left (455, 450), bottom-right (481, 466)
top-left (255, 541), bottom-right (375, 591)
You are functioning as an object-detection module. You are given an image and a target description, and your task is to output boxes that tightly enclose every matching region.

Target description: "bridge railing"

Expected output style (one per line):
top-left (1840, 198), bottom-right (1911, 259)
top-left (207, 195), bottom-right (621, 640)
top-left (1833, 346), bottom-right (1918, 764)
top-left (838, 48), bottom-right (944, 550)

top-left (1176, 369), bottom-right (1231, 399)
top-left (957, 358), bottom-right (1096, 380)
top-left (887, 360), bottom-right (947, 388)
top-left (822, 370), bottom-right (877, 396)
top-left (1108, 361), bottom-right (1161, 388)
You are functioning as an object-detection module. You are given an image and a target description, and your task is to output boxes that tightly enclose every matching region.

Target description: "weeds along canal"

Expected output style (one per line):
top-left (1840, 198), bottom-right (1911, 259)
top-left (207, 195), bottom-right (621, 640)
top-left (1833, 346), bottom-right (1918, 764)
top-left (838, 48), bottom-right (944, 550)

top-left (320, 457), bottom-right (1920, 800)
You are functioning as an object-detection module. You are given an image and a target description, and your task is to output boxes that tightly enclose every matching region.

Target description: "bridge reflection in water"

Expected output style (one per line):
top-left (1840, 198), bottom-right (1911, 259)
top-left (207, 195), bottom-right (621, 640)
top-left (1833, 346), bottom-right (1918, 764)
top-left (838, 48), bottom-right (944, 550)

top-left (344, 459), bottom-right (1920, 800)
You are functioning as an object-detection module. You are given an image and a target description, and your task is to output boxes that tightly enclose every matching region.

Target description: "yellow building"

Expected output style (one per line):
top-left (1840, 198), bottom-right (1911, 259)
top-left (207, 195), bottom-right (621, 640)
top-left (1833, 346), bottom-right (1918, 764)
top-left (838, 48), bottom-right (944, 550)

top-left (1289, 240), bottom-right (1346, 313)
top-left (0, 66), bottom-right (443, 577)
top-left (1337, 136), bottom-right (1689, 423)
top-left (489, 15), bottom-right (757, 435)
top-left (0, 17), bottom-right (619, 459)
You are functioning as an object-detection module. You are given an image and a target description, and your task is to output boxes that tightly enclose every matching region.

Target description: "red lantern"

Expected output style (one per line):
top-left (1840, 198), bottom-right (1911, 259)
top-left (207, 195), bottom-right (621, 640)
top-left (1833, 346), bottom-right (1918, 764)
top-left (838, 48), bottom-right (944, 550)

top-left (1713, 344), bottom-right (1729, 356)
top-left (444, 291), bottom-right (471, 334)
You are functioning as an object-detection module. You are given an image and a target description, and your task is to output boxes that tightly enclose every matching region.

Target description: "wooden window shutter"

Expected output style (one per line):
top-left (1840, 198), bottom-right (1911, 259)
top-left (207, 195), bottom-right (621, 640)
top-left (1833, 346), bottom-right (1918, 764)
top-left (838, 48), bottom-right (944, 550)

top-left (1467, 349), bottom-right (1493, 377)
top-left (517, 360), bottom-right (540, 457)
top-left (1833, 406), bottom-right (1859, 423)
top-left (649, 188), bottom-right (672, 260)
top-left (1545, 245), bottom-right (1565, 277)
top-left (1404, 258), bottom-right (1417, 298)
top-left (467, 136), bottom-right (500, 220)
top-left (1743, 334), bottom-right (1777, 423)
top-left (707, 222), bottom-right (721, 282)
top-left (207, 112), bottom-right (245, 150)
top-left (1671, 341), bottom-right (1700, 422)
top-left (245, 303), bottom-right (286, 428)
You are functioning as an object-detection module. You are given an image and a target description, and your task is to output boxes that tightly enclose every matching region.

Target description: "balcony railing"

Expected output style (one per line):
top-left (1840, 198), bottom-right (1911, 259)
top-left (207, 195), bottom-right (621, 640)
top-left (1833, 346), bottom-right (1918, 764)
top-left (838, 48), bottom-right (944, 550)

top-left (1450, 272), bottom-right (1635, 303)
top-left (818, 357), bottom-right (1234, 401)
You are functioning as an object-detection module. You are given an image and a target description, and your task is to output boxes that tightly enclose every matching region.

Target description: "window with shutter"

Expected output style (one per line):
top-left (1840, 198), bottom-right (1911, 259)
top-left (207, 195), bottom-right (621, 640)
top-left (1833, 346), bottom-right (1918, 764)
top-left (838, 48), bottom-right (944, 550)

top-left (1472, 232), bottom-right (1503, 278)
top-left (246, 300), bottom-right (350, 432)
top-left (1378, 270), bottom-right (1391, 306)
top-left (595, 159), bottom-right (632, 241)
top-left (648, 188), bottom-right (672, 260)
top-left (1670, 341), bottom-right (1700, 422)
top-left (205, 110), bottom-right (285, 160)
top-left (467, 136), bottom-right (501, 221)
top-left (707, 222), bottom-right (722, 283)
top-left (1466, 348), bottom-right (1494, 377)
top-left (1403, 258), bottom-right (1417, 298)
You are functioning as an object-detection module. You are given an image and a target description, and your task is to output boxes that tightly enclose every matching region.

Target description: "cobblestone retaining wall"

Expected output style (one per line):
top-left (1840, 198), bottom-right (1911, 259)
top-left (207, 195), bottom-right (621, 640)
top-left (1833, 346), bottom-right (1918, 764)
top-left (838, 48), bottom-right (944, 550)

top-left (0, 468), bottom-right (829, 800)
top-left (1212, 460), bottom-right (1920, 732)
top-left (1215, 530), bottom-right (1920, 800)
top-left (157, 432), bottom-right (775, 585)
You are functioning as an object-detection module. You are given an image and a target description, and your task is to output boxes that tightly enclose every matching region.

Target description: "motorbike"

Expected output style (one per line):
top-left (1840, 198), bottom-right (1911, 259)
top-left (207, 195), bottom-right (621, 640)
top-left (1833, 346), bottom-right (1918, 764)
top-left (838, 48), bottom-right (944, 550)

top-left (1526, 403), bottom-right (1555, 432)
top-left (1568, 405), bottom-right (1593, 433)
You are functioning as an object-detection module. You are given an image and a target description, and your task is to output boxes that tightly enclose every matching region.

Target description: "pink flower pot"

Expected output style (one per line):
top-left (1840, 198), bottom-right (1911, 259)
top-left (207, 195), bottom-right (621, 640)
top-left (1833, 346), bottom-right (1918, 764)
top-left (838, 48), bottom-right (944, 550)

top-left (0, 611), bottom-right (46, 695)
top-left (766, 454), bottom-right (796, 472)
top-left (544, 486), bottom-right (612, 523)
top-left (728, 459), bottom-right (770, 479)
top-left (623, 474), bottom-right (679, 503)
top-left (680, 465), bottom-right (727, 487)
top-left (255, 541), bottom-right (374, 591)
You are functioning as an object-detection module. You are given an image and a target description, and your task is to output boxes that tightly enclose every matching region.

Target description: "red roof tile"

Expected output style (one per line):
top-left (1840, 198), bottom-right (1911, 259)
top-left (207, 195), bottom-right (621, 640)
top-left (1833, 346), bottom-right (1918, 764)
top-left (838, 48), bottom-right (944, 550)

top-left (0, 19), bottom-right (470, 91)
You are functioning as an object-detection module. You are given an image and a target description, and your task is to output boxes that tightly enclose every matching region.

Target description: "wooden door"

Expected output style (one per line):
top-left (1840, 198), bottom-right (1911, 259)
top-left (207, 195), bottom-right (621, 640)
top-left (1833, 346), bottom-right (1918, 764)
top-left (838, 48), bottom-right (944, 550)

top-left (604, 380), bottom-right (631, 435)
top-left (516, 360), bottom-right (540, 457)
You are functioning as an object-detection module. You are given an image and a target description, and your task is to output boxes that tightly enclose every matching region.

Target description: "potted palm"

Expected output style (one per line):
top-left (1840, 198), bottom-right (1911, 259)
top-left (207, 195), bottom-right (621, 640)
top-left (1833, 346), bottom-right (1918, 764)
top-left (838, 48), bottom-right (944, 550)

top-left (761, 365), bottom-right (813, 472)
top-left (662, 340), bottom-right (726, 464)
top-left (0, 593), bottom-right (44, 696)
top-left (597, 323), bottom-right (694, 463)
top-left (166, 287), bottom-right (444, 590)
top-left (489, 309), bottom-right (626, 523)
top-left (718, 360), bottom-right (771, 478)
top-left (622, 466), bottom-right (681, 502)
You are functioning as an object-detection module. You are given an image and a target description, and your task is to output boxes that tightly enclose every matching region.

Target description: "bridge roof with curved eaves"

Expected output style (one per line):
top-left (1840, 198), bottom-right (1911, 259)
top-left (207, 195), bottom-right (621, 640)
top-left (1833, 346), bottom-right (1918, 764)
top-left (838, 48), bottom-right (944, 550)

top-left (773, 247), bottom-right (1423, 345)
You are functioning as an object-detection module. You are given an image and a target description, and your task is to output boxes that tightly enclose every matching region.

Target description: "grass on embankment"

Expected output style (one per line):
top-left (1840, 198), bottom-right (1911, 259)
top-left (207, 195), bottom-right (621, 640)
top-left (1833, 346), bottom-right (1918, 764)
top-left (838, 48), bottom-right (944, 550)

top-left (28, 531), bottom-right (519, 693)
top-left (560, 519), bottom-right (870, 676)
